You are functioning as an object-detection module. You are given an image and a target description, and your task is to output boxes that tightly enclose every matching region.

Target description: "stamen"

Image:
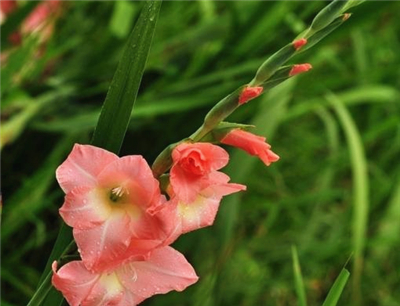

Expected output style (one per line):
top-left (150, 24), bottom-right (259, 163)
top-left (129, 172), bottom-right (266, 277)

top-left (110, 186), bottom-right (129, 202)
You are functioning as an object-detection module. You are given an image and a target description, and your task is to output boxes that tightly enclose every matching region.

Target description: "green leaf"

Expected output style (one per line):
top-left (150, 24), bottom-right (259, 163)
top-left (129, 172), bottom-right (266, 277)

top-left (291, 246), bottom-right (307, 306)
top-left (311, 0), bottom-right (349, 32)
top-left (109, 1), bottom-right (137, 39)
top-left (91, 0), bottom-right (162, 154)
top-left (0, 1), bottom-right (38, 49)
top-left (321, 268), bottom-right (350, 306)
top-left (328, 92), bottom-right (369, 304)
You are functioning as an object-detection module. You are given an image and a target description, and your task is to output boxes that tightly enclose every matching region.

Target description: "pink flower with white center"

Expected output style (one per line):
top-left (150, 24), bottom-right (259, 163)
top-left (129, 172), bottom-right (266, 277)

top-left (155, 142), bottom-right (245, 243)
top-left (221, 129), bottom-right (280, 166)
top-left (56, 144), bottom-right (170, 272)
top-left (52, 246), bottom-right (199, 306)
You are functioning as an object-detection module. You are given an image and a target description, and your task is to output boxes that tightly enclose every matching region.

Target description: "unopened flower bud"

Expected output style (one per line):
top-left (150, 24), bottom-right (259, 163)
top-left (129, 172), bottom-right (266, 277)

top-left (289, 64), bottom-right (313, 77)
top-left (238, 86), bottom-right (263, 105)
top-left (342, 13), bottom-right (352, 21)
top-left (293, 38), bottom-right (307, 51)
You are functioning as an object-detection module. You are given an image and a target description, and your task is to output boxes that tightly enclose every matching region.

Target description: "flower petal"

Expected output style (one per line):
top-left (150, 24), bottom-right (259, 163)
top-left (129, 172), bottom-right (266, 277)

top-left (205, 171), bottom-right (247, 198)
top-left (97, 155), bottom-right (161, 210)
top-left (118, 246), bottom-right (198, 304)
top-left (59, 186), bottom-right (111, 230)
top-left (81, 272), bottom-right (124, 306)
top-left (170, 143), bottom-right (231, 203)
top-left (172, 142), bottom-right (229, 172)
top-left (221, 129), bottom-right (279, 166)
top-left (74, 210), bottom-right (132, 272)
top-left (170, 163), bottom-right (207, 203)
top-left (178, 196), bottom-right (220, 234)
top-left (56, 144), bottom-right (118, 193)
top-left (52, 261), bottom-right (100, 306)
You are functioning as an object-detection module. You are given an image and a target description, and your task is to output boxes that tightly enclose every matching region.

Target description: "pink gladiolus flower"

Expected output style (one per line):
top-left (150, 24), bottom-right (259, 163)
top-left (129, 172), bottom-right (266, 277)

top-left (170, 142), bottom-right (237, 203)
top-left (155, 142), bottom-right (245, 243)
top-left (161, 171), bottom-right (246, 244)
top-left (52, 246), bottom-right (199, 306)
top-left (221, 129), bottom-right (279, 166)
top-left (56, 144), bottom-right (171, 272)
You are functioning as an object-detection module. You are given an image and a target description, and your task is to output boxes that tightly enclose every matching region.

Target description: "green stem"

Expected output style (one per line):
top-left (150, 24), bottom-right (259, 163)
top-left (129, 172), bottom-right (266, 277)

top-left (27, 272), bottom-right (53, 306)
top-left (28, 240), bottom-right (76, 306)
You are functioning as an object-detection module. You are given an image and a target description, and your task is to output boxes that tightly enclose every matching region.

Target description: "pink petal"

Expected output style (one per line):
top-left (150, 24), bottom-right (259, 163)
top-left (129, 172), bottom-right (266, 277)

top-left (172, 142), bottom-right (229, 173)
top-left (170, 163), bottom-right (207, 203)
top-left (205, 171), bottom-right (247, 198)
top-left (81, 273), bottom-right (124, 306)
top-left (59, 186), bottom-right (111, 230)
top-left (238, 86), bottom-right (263, 105)
top-left (52, 261), bottom-right (100, 306)
top-left (170, 143), bottom-right (231, 203)
top-left (74, 210), bottom-right (133, 272)
top-left (258, 148), bottom-right (280, 166)
top-left (118, 246), bottom-right (198, 304)
top-left (221, 129), bottom-right (279, 166)
top-left (167, 172), bottom-right (246, 239)
top-left (56, 144), bottom-right (118, 193)
top-left (177, 196), bottom-right (221, 234)
top-left (97, 155), bottom-right (161, 210)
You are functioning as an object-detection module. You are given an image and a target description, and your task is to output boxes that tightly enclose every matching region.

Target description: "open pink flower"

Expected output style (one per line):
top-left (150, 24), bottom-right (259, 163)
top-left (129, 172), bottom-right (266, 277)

top-left (159, 171), bottom-right (245, 244)
top-left (56, 144), bottom-right (171, 272)
top-left (221, 129), bottom-right (279, 166)
top-left (170, 142), bottom-right (230, 203)
top-left (52, 246), bottom-right (199, 306)
top-left (155, 142), bottom-right (246, 243)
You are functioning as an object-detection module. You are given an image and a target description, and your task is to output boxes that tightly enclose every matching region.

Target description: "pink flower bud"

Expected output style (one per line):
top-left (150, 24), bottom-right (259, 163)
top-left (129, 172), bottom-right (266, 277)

top-left (289, 63), bottom-right (313, 77)
top-left (293, 38), bottom-right (307, 51)
top-left (221, 129), bottom-right (279, 166)
top-left (238, 86), bottom-right (263, 105)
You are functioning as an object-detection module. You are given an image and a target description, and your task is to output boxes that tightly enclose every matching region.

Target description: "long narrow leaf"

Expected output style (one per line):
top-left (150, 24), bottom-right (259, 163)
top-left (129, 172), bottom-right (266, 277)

top-left (292, 246), bottom-right (308, 306)
top-left (91, 1), bottom-right (162, 154)
top-left (328, 92), bottom-right (369, 304)
top-left (321, 268), bottom-right (350, 306)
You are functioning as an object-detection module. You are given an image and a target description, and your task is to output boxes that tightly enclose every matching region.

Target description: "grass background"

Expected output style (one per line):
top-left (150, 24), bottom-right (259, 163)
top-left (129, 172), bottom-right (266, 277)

top-left (1, 1), bottom-right (400, 305)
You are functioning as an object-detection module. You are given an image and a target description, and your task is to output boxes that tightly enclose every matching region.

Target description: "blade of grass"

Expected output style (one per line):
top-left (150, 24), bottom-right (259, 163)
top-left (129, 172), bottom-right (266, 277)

top-left (291, 246), bottom-right (308, 306)
top-left (109, 1), bottom-right (137, 39)
top-left (373, 178), bottom-right (400, 259)
top-left (321, 268), bottom-right (350, 306)
top-left (327, 92), bottom-right (369, 305)
top-left (28, 1), bottom-right (162, 305)
top-left (1, 134), bottom-right (77, 239)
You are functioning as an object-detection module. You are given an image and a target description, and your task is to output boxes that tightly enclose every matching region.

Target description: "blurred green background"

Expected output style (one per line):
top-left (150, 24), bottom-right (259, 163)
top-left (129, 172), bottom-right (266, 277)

top-left (1, 1), bottom-right (400, 305)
